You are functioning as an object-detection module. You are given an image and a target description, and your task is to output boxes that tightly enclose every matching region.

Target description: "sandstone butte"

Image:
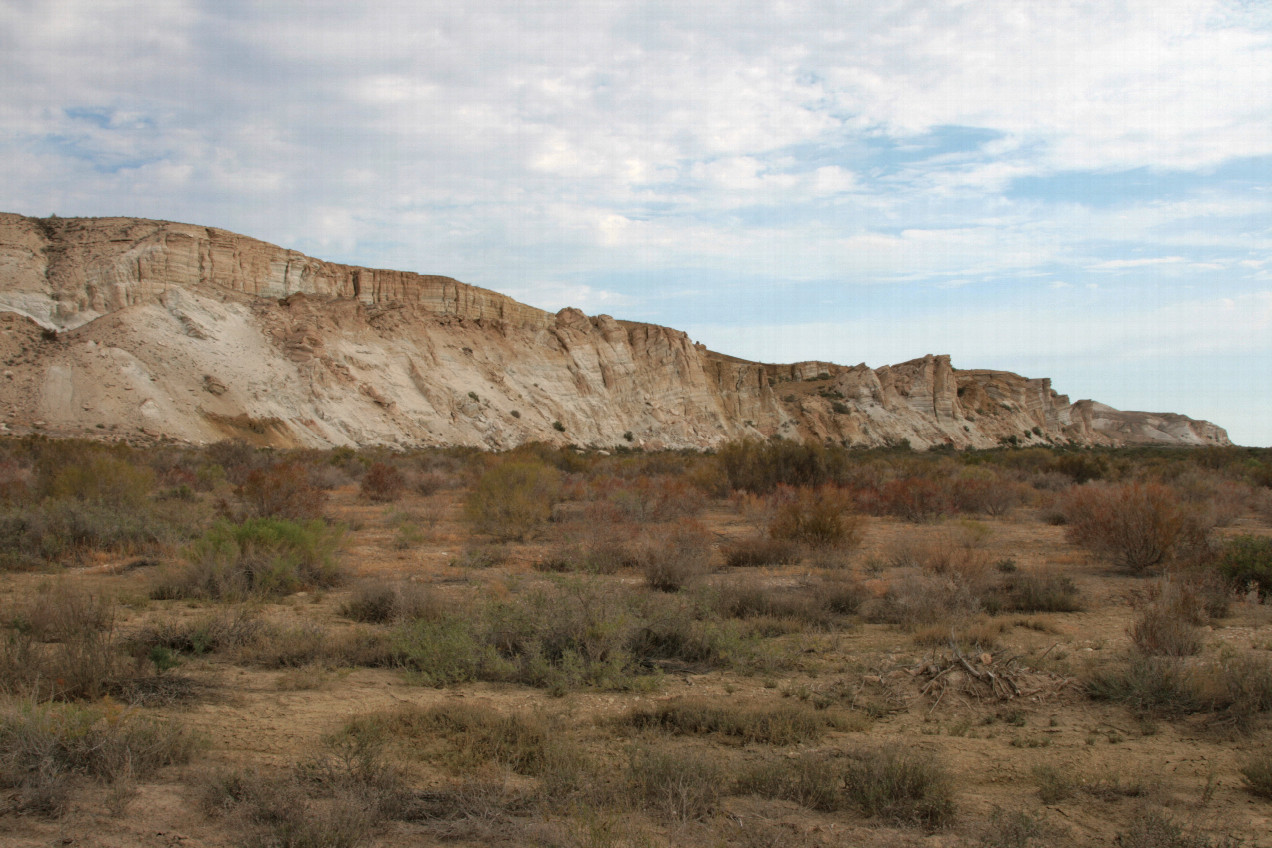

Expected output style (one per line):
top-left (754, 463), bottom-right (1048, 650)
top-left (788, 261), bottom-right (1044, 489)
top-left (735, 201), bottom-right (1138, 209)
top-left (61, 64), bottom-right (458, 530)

top-left (0, 213), bottom-right (1231, 451)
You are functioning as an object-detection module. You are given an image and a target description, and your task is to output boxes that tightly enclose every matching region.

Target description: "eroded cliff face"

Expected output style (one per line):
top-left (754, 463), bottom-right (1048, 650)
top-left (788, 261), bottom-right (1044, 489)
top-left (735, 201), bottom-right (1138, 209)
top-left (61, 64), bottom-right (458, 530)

top-left (0, 214), bottom-right (1230, 449)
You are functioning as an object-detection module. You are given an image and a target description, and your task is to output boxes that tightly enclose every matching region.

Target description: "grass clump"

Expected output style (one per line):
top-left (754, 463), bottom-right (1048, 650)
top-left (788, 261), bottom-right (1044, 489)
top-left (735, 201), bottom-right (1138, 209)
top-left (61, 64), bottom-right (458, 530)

top-left (154, 517), bottom-right (344, 601)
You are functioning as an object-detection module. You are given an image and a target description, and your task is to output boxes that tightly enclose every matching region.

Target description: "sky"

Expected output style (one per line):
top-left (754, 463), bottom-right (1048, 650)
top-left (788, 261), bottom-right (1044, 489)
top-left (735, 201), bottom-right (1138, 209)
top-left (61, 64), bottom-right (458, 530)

top-left (2, 1), bottom-right (1270, 445)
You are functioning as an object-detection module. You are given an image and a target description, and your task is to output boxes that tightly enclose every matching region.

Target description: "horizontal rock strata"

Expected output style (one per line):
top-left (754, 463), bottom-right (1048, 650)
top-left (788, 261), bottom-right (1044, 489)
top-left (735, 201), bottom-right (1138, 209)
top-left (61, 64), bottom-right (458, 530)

top-left (0, 214), bottom-right (1230, 450)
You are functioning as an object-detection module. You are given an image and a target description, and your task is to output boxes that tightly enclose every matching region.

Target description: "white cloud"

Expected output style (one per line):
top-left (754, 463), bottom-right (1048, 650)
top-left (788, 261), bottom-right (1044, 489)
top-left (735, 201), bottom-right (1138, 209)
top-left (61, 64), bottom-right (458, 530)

top-left (1088, 256), bottom-right (1188, 271)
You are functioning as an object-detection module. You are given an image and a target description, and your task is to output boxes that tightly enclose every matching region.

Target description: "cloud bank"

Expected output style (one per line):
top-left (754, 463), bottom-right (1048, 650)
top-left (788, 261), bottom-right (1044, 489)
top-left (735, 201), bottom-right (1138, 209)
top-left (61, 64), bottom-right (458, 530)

top-left (1, 0), bottom-right (1270, 443)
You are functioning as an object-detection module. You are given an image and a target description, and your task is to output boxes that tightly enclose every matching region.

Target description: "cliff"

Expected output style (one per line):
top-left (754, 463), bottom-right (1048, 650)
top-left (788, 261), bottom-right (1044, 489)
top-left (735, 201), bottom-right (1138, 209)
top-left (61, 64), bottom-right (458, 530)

top-left (0, 213), bottom-right (1230, 450)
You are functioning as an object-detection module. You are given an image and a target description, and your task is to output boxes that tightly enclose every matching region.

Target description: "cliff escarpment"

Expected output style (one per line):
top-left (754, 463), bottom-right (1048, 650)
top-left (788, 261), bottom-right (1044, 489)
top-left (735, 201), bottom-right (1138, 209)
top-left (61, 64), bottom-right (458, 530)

top-left (0, 213), bottom-right (1230, 450)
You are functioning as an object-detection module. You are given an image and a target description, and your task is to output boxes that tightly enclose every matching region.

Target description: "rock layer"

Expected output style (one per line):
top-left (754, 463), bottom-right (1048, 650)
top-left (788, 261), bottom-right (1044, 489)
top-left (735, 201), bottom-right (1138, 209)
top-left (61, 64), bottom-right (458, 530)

top-left (0, 214), bottom-right (1230, 449)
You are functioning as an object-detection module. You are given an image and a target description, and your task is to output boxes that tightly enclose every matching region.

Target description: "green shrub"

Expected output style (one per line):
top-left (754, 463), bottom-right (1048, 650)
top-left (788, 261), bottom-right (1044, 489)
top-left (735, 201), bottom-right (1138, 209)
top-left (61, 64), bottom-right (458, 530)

top-left (463, 460), bottom-right (562, 540)
top-left (157, 518), bottom-right (344, 600)
top-left (390, 615), bottom-right (504, 687)
top-left (1217, 535), bottom-right (1272, 598)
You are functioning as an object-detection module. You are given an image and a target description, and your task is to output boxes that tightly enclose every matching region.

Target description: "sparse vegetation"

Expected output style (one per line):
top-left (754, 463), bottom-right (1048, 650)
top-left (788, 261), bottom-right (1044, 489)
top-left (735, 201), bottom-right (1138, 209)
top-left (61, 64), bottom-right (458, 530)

top-left (0, 436), bottom-right (1269, 843)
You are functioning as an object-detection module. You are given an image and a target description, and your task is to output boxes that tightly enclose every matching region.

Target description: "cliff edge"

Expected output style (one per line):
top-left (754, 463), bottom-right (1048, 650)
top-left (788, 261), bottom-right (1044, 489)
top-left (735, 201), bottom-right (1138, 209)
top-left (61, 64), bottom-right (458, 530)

top-left (0, 214), bottom-right (1230, 450)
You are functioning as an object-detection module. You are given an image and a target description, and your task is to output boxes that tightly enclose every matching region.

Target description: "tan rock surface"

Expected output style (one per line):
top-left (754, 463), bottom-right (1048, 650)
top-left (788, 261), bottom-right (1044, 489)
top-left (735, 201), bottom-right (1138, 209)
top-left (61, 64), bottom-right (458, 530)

top-left (0, 213), bottom-right (1231, 449)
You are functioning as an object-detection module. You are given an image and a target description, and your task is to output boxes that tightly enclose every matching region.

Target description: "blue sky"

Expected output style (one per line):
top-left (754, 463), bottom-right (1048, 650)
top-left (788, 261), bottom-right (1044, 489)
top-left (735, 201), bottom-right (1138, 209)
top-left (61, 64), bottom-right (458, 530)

top-left (2, 0), bottom-right (1270, 444)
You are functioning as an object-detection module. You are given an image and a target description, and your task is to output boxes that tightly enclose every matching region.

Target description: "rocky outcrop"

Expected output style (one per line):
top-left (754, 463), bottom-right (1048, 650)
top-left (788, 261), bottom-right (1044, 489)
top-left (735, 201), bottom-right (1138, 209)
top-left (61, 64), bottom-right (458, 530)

top-left (0, 213), bottom-right (1230, 449)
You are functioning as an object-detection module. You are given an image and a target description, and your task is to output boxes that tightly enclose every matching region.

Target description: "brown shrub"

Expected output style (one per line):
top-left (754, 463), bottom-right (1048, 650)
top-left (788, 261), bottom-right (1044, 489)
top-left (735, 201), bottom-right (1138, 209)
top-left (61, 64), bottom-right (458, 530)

top-left (1130, 599), bottom-right (1203, 657)
top-left (768, 485), bottom-right (863, 549)
top-left (359, 462), bottom-right (404, 503)
top-left (1061, 482), bottom-right (1204, 573)
top-left (238, 462), bottom-right (327, 520)
top-left (949, 471), bottom-right (1029, 516)
top-left (341, 580), bottom-right (439, 623)
top-left (636, 520), bottom-right (714, 592)
top-left (873, 477), bottom-right (952, 522)
top-left (721, 534), bottom-right (802, 567)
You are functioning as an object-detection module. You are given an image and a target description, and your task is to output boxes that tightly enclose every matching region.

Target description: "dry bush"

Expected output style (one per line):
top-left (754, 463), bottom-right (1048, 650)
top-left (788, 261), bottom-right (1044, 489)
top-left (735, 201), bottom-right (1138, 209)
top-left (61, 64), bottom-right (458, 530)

top-left (705, 577), bottom-right (863, 630)
top-left (450, 543), bottom-right (509, 570)
top-left (348, 703), bottom-right (560, 777)
top-left (621, 698), bottom-right (840, 745)
top-left (873, 477), bottom-right (952, 522)
top-left (1173, 471), bottom-right (1251, 528)
top-left (721, 534), bottom-right (802, 567)
top-left (716, 438), bottom-right (846, 493)
top-left (887, 533), bottom-right (993, 594)
top-left (1088, 652), bottom-right (1272, 729)
top-left (949, 471), bottom-right (1029, 517)
top-left (341, 580), bottom-right (439, 624)
top-left (1116, 811), bottom-right (1222, 848)
top-left (635, 520), bottom-right (714, 592)
top-left (0, 458), bottom-right (34, 505)
top-left (464, 460), bottom-right (562, 541)
top-left (626, 745), bottom-right (723, 823)
top-left (238, 462), bottom-right (327, 520)
top-left (129, 607), bottom-right (265, 657)
top-left (768, 485), bottom-right (862, 549)
top-left (0, 588), bottom-right (152, 702)
top-left (864, 572), bottom-right (984, 628)
top-left (0, 699), bottom-right (198, 817)
top-left (1129, 605), bottom-right (1203, 657)
top-left (589, 474), bottom-right (706, 522)
top-left (994, 571), bottom-right (1082, 613)
top-left (1061, 482), bottom-right (1204, 572)
top-left (359, 462), bottom-right (404, 503)
top-left (740, 746), bottom-right (954, 827)
top-left (1240, 750), bottom-right (1272, 799)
